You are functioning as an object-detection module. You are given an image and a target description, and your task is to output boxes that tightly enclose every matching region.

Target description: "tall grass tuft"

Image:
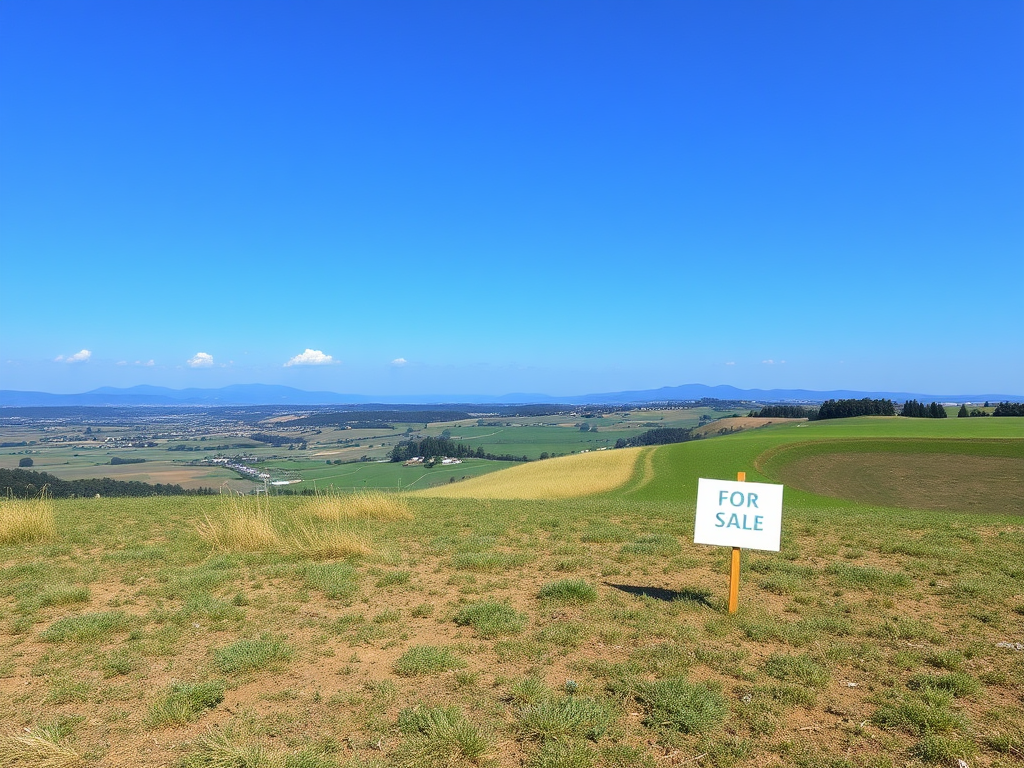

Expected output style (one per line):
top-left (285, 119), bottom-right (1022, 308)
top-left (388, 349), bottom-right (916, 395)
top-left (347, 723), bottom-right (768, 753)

top-left (0, 492), bottom-right (57, 545)
top-left (197, 495), bottom-right (281, 552)
top-left (302, 488), bottom-right (412, 521)
top-left (0, 732), bottom-right (85, 767)
top-left (290, 526), bottom-right (373, 560)
top-left (393, 705), bottom-right (491, 767)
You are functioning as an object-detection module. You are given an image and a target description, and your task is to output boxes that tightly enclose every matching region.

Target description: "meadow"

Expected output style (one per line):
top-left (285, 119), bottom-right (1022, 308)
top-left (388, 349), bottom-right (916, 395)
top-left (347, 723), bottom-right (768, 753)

top-left (1, 416), bottom-right (1021, 768)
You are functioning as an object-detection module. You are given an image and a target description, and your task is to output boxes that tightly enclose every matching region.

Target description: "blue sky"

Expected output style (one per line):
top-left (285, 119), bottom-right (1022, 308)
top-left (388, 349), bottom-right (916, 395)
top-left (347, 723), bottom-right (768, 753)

top-left (1, 1), bottom-right (1021, 397)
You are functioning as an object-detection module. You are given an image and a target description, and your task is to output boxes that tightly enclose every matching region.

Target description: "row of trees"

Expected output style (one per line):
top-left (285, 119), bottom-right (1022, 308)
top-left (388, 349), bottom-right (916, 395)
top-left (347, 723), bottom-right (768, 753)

top-left (389, 436), bottom-right (529, 463)
top-left (992, 401), bottom-right (1024, 416)
top-left (614, 427), bottom-right (696, 449)
top-left (0, 468), bottom-right (214, 499)
top-left (816, 398), bottom-right (897, 420)
top-left (900, 400), bottom-right (948, 418)
top-left (748, 405), bottom-right (818, 419)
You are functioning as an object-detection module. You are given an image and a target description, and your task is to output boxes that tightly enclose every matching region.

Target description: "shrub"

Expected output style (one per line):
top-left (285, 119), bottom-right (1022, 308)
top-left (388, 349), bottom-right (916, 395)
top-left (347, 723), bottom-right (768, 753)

top-left (197, 495), bottom-right (280, 552)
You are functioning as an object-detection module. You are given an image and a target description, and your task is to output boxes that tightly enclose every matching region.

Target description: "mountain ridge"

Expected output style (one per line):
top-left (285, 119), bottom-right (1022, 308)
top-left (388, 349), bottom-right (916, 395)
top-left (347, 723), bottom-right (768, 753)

top-left (2, 383), bottom-right (1021, 408)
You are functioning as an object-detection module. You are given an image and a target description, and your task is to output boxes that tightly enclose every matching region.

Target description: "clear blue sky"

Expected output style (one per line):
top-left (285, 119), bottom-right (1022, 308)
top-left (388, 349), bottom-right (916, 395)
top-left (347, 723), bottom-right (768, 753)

top-left (2, 1), bottom-right (1021, 397)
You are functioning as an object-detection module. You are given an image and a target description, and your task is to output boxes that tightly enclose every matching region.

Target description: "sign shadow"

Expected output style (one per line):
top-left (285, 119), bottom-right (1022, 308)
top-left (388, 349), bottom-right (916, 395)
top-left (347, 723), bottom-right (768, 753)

top-left (604, 582), bottom-right (713, 607)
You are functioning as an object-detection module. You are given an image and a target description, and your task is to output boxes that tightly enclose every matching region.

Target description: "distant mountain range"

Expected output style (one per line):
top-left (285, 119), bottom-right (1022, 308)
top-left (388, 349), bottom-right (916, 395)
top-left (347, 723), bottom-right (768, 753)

top-left (1, 384), bottom-right (1021, 408)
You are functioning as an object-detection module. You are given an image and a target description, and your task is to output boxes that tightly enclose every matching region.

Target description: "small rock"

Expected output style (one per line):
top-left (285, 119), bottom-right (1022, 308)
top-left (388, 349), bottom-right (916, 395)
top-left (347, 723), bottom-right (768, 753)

top-left (995, 641), bottom-right (1024, 651)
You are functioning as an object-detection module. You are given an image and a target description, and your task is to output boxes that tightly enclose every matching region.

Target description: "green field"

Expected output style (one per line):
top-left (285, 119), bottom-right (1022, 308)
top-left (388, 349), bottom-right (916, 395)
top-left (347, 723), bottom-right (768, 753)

top-left (1, 415), bottom-right (1022, 767)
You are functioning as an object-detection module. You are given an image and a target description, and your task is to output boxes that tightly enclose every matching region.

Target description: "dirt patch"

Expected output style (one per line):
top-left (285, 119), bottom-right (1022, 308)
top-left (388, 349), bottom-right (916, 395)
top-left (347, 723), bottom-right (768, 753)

top-left (694, 417), bottom-right (803, 437)
top-left (775, 452), bottom-right (1023, 514)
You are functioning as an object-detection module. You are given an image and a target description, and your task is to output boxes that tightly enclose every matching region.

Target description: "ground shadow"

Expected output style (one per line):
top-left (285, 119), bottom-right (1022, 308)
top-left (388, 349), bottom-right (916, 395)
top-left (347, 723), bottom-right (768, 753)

top-left (604, 582), bottom-right (713, 607)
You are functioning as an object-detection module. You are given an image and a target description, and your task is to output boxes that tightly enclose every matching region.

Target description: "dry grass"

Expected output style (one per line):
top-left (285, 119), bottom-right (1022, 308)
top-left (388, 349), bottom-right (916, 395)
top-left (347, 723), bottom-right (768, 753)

top-left (0, 493), bottom-right (57, 545)
top-left (196, 495), bottom-right (281, 552)
top-left (290, 526), bottom-right (374, 559)
top-left (301, 488), bottom-right (412, 521)
top-left (0, 733), bottom-right (85, 768)
top-left (416, 448), bottom-right (644, 499)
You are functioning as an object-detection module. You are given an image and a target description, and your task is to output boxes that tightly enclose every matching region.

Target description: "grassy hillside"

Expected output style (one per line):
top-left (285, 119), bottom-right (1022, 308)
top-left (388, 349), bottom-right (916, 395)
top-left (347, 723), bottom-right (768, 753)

top-left (1, 417), bottom-right (1021, 768)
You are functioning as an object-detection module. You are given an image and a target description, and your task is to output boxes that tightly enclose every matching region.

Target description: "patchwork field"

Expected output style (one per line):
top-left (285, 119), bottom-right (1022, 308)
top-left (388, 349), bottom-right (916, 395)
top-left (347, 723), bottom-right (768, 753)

top-left (1, 416), bottom-right (1022, 768)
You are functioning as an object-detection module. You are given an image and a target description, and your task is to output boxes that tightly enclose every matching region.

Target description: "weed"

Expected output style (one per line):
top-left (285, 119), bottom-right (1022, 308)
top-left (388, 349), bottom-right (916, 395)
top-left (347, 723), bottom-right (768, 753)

top-left (213, 634), bottom-right (293, 674)
top-left (147, 680), bottom-right (225, 727)
top-left (451, 551), bottom-right (532, 572)
top-left (629, 677), bottom-right (728, 734)
top-left (303, 562), bottom-right (359, 600)
top-left (291, 526), bottom-right (372, 559)
top-left (453, 600), bottom-right (527, 638)
top-left (179, 727), bottom-right (270, 768)
top-left (410, 602), bottom-right (434, 618)
top-left (528, 740), bottom-right (596, 768)
top-left (538, 579), bottom-right (597, 604)
top-left (375, 570), bottom-right (411, 587)
top-left (913, 732), bottom-right (976, 764)
top-left (40, 611), bottom-right (130, 643)
top-left (393, 645), bottom-right (467, 676)
top-left (619, 533), bottom-right (681, 557)
top-left (762, 653), bottom-right (830, 688)
top-left (872, 688), bottom-right (967, 734)
top-left (509, 677), bottom-right (550, 706)
top-left (393, 705), bottom-right (490, 767)
top-left (825, 563), bottom-right (911, 591)
top-left (515, 696), bottom-right (613, 742)
top-left (580, 523), bottom-right (631, 544)
top-left (908, 672), bottom-right (979, 697)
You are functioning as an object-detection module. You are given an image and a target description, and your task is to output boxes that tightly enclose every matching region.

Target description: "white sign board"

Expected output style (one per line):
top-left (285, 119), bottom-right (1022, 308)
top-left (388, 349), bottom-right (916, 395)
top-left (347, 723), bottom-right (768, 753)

top-left (694, 478), bottom-right (784, 552)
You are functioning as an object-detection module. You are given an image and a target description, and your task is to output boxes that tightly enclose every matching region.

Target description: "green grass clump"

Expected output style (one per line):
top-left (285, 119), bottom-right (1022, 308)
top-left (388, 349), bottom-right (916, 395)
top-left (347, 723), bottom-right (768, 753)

top-left (147, 680), bottom-right (225, 727)
top-left (21, 584), bottom-right (90, 612)
top-left (872, 688), bottom-right (967, 734)
top-left (393, 705), bottom-right (490, 767)
top-left (303, 562), bottom-right (359, 600)
top-left (375, 569), bottom-right (411, 587)
top-left (528, 740), bottom-right (596, 768)
top-left (580, 523), bottom-right (631, 544)
top-left (454, 600), bottom-right (527, 638)
top-left (213, 634), bottom-right (293, 675)
top-left (179, 727), bottom-right (269, 768)
top-left (914, 731), bottom-right (977, 764)
top-left (629, 678), bottom-right (728, 734)
top-left (40, 611), bottom-right (130, 643)
top-left (393, 645), bottom-right (467, 676)
top-left (539, 579), bottom-right (597, 604)
top-left (618, 533), bottom-right (681, 557)
top-left (514, 696), bottom-right (613, 742)
top-left (908, 672), bottom-right (979, 697)
top-left (762, 653), bottom-right (830, 688)
top-left (825, 563), bottom-right (911, 591)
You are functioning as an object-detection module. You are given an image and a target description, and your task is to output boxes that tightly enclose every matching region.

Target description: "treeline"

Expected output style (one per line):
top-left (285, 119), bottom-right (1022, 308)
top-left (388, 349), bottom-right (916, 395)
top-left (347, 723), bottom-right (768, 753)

top-left (614, 427), bottom-right (696, 449)
top-left (109, 456), bottom-right (146, 464)
top-left (389, 436), bottom-right (528, 463)
top-left (0, 468), bottom-right (215, 499)
top-left (992, 401), bottom-right (1024, 417)
top-left (249, 432), bottom-right (305, 447)
top-left (816, 399), bottom-right (896, 420)
top-left (901, 400), bottom-right (948, 418)
top-left (748, 405), bottom-right (817, 419)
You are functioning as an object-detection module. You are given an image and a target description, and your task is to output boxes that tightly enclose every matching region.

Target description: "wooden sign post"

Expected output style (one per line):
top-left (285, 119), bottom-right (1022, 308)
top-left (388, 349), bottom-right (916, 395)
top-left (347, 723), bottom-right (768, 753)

top-left (693, 472), bottom-right (783, 614)
top-left (728, 471), bottom-right (745, 613)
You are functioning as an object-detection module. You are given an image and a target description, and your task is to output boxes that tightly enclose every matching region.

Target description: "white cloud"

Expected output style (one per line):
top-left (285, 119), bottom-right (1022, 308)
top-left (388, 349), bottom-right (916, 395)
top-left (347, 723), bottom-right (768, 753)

top-left (725, 361), bottom-right (735, 366)
top-left (284, 349), bottom-right (337, 367)
top-left (117, 360), bottom-right (127, 366)
top-left (57, 349), bottom-right (91, 363)
top-left (138, 359), bottom-right (155, 366)
top-left (187, 352), bottom-right (214, 368)
top-left (391, 358), bottom-right (408, 366)
top-left (762, 359), bottom-right (775, 365)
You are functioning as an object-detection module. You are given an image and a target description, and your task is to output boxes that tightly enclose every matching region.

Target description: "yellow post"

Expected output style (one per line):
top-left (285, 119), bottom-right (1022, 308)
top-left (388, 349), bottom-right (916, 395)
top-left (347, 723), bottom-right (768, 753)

top-left (728, 471), bottom-right (746, 613)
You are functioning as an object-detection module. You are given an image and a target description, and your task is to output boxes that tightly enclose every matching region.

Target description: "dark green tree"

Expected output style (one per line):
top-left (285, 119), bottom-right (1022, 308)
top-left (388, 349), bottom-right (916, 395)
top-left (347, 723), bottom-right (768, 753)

top-left (18, 457), bottom-right (33, 468)
top-left (957, 404), bottom-right (969, 418)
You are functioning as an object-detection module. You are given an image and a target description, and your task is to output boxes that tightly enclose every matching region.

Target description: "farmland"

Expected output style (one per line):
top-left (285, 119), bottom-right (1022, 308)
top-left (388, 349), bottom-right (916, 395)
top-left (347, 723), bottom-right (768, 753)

top-left (0, 415), bottom-right (1022, 767)
top-left (0, 405), bottom-right (730, 494)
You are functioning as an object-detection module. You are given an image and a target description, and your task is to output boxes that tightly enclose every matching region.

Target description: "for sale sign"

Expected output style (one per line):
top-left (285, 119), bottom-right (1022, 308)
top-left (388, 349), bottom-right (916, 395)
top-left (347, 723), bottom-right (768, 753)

top-left (694, 478), bottom-right (784, 552)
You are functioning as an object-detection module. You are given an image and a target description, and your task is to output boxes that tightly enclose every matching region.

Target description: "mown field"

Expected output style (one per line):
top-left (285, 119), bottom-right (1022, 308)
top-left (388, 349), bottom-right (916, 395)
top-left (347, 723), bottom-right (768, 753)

top-left (1, 416), bottom-right (1022, 768)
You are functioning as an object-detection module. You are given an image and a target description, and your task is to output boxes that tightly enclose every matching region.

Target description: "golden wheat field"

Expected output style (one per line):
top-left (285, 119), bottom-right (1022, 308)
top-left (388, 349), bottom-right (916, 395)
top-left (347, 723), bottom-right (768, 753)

top-left (414, 447), bottom-right (646, 499)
